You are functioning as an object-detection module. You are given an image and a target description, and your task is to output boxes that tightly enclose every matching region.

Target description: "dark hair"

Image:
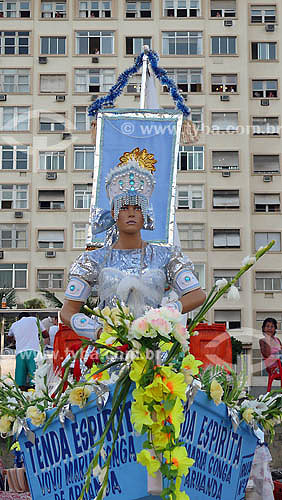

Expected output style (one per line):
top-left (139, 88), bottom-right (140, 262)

top-left (18, 312), bottom-right (30, 320)
top-left (262, 317), bottom-right (277, 333)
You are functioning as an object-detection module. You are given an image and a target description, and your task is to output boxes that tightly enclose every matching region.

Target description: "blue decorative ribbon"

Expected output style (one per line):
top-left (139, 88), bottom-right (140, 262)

top-left (88, 50), bottom-right (191, 118)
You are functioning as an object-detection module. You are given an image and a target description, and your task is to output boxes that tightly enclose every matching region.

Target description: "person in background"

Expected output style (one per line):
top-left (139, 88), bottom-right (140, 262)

top-left (7, 312), bottom-right (47, 390)
top-left (48, 317), bottom-right (59, 348)
top-left (259, 317), bottom-right (282, 369)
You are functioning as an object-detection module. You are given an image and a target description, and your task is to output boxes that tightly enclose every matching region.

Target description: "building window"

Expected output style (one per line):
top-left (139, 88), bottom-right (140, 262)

top-left (0, 224), bottom-right (27, 248)
top-left (37, 229), bottom-right (64, 249)
top-left (40, 75), bottom-right (66, 94)
top-left (79, 1), bottom-right (112, 17)
top-left (73, 223), bottom-right (88, 248)
top-left (0, 184), bottom-right (28, 209)
top-left (212, 151), bottom-right (239, 171)
top-left (252, 348), bottom-right (267, 377)
top-left (0, 1), bottom-right (30, 17)
top-left (256, 312), bottom-right (282, 334)
top-left (251, 42), bottom-right (276, 61)
top-left (126, 36), bottom-right (151, 55)
top-left (38, 190), bottom-right (65, 210)
top-left (37, 270), bottom-right (64, 289)
top-left (210, 0), bottom-right (236, 17)
top-left (74, 107), bottom-right (91, 131)
top-left (252, 79), bottom-right (277, 98)
top-left (211, 74), bottom-right (237, 93)
top-left (253, 155), bottom-right (280, 174)
top-left (39, 151), bottom-right (65, 170)
top-left (254, 193), bottom-right (280, 213)
top-left (74, 146), bottom-right (95, 170)
top-left (250, 5), bottom-right (276, 24)
top-left (214, 310), bottom-right (241, 329)
top-left (0, 107), bottom-right (29, 132)
top-left (213, 190), bottom-right (240, 209)
top-left (40, 0), bottom-right (66, 18)
top-left (0, 263), bottom-right (27, 288)
top-left (126, 73), bottom-right (141, 93)
top-left (164, 68), bottom-right (203, 93)
top-left (40, 36), bottom-right (66, 55)
top-left (213, 269), bottom-right (240, 289)
top-left (177, 184), bottom-right (204, 209)
top-left (0, 69), bottom-right (30, 93)
top-left (213, 229), bottom-right (240, 248)
top-left (39, 113), bottom-right (65, 132)
top-left (193, 263), bottom-right (205, 289)
top-left (256, 272), bottom-right (282, 292)
top-left (177, 223), bottom-right (205, 249)
top-left (0, 146), bottom-right (28, 170)
top-left (0, 31), bottom-right (30, 55)
top-left (252, 117), bottom-right (279, 136)
top-left (255, 232), bottom-right (281, 252)
top-left (163, 0), bottom-right (201, 17)
top-left (126, 1), bottom-right (151, 18)
top-left (190, 108), bottom-right (203, 131)
top-left (162, 31), bottom-right (203, 55)
top-left (74, 184), bottom-right (92, 209)
top-left (211, 112), bottom-right (238, 132)
top-left (76, 31), bottom-right (114, 55)
top-left (75, 68), bottom-right (115, 93)
top-left (211, 36), bottom-right (236, 55)
top-left (178, 145), bottom-right (204, 171)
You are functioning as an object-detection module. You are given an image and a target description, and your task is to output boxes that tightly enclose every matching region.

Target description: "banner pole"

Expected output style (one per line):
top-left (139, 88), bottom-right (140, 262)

top-left (140, 45), bottom-right (149, 109)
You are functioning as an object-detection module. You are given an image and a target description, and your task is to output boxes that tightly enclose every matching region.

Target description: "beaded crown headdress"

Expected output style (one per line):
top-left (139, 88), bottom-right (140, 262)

top-left (105, 147), bottom-right (156, 229)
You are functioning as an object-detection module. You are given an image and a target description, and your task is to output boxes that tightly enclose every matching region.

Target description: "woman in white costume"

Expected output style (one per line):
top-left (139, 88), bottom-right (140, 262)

top-left (61, 147), bottom-right (205, 337)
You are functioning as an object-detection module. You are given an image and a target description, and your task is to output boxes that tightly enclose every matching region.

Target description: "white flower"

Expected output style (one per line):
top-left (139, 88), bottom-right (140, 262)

top-left (227, 285), bottom-right (240, 302)
top-left (159, 306), bottom-right (182, 323)
top-left (100, 447), bottom-right (107, 460)
top-left (242, 256), bottom-right (256, 267)
top-left (98, 467), bottom-right (107, 483)
top-left (215, 278), bottom-right (228, 290)
top-left (92, 465), bottom-right (102, 477)
top-left (144, 308), bottom-right (161, 322)
top-left (131, 340), bottom-right (141, 350)
top-left (241, 399), bottom-right (268, 417)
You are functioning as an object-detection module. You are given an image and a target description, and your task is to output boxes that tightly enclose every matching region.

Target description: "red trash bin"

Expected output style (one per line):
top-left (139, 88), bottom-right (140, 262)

top-left (189, 323), bottom-right (232, 370)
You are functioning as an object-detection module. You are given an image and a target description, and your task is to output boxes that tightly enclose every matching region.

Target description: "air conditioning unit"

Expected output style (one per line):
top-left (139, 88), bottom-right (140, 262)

top-left (0, 94), bottom-right (7, 101)
top-left (261, 99), bottom-right (269, 106)
top-left (45, 250), bottom-right (56, 258)
top-left (39, 56), bottom-right (48, 64)
top-left (14, 211), bottom-right (23, 218)
top-left (0, 251), bottom-right (4, 260)
top-left (263, 175), bottom-right (273, 182)
top-left (46, 171), bottom-right (57, 180)
top-left (62, 133), bottom-right (72, 140)
top-left (220, 95), bottom-right (230, 101)
top-left (224, 19), bottom-right (233, 26)
top-left (265, 24), bottom-right (275, 32)
top-left (56, 95), bottom-right (65, 102)
top-left (91, 57), bottom-right (99, 63)
top-left (222, 171), bottom-right (231, 177)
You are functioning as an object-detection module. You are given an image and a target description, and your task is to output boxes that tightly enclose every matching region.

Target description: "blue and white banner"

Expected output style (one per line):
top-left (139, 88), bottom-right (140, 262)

top-left (19, 391), bottom-right (257, 500)
top-left (89, 109), bottom-right (183, 245)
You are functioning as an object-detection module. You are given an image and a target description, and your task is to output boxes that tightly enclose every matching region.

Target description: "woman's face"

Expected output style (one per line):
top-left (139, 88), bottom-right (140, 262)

top-left (263, 321), bottom-right (276, 337)
top-left (115, 204), bottom-right (144, 234)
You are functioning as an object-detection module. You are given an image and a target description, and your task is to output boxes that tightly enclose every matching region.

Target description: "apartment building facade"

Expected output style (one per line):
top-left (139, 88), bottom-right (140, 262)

top-left (0, 0), bottom-right (281, 392)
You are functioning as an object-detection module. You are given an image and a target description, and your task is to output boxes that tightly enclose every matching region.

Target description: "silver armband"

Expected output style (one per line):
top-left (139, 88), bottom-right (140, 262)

top-left (70, 313), bottom-right (101, 340)
top-left (173, 269), bottom-right (200, 296)
top-left (65, 277), bottom-right (91, 302)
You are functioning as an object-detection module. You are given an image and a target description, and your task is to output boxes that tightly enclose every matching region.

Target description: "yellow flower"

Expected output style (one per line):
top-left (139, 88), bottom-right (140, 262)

top-left (69, 386), bottom-right (91, 408)
top-left (129, 355), bottom-right (147, 383)
top-left (210, 380), bottom-right (224, 406)
top-left (87, 367), bottom-right (110, 382)
top-left (161, 369), bottom-right (187, 401)
top-left (0, 414), bottom-right (14, 433)
top-left (152, 424), bottom-right (173, 450)
top-left (131, 401), bottom-right (153, 432)
top-left (173, 491), bottom-right (191, 500)
top-left (137, 449), bottom-right (161, 477)
top-left (26, 406), bottom-right (46, 427)
top-left (132, 386), bottom-right (153, 404)
top-left (153, 398), bottom-right (184, 438)
top-left (181, 354), bottom-right (203, 376)
top-left (242, 408), bottom-right (254, 424)
top-left (145, 376), bottom-right (166, 402)
top-left (164, 447), bottom-right (194, 476)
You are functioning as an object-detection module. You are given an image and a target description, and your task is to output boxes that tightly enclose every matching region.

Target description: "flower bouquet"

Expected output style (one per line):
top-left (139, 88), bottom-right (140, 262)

top-left (1, 240), bottom-right (282, 500)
